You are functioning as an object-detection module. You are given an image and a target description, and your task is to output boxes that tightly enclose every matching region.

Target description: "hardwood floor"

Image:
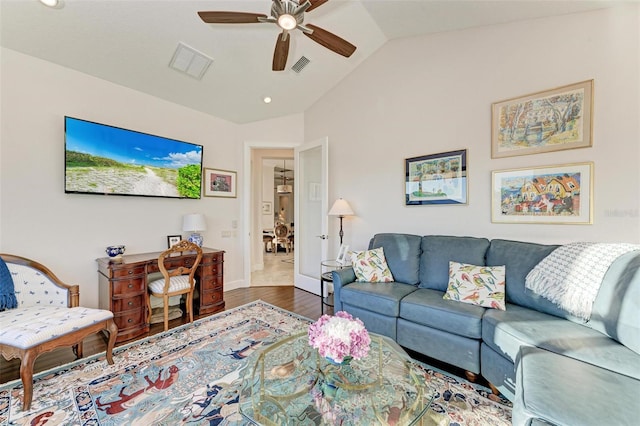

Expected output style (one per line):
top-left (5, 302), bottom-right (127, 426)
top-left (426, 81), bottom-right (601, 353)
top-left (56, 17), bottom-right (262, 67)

top-left (0, 286), bottom-right (330, 384)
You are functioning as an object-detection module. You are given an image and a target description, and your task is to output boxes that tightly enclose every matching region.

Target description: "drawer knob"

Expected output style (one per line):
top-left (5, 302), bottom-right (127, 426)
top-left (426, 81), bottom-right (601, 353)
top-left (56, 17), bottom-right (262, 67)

top-left (128, 301), bottom-right (133, 306)
top-left (128, 270), bottom-right (133, 274)
top-left (127, 318), bottom-right (133, 323)
top-left (128, 283), bottom-right (133, 288)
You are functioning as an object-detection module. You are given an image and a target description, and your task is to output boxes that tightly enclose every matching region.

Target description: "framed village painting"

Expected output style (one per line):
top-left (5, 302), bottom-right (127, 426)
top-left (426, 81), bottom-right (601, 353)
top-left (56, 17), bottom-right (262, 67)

top-left (405, 149), bottom-right (467, 206)
top-left (491, 162), bottom-right (593, 224)
top-left (491, 80), bottom-right (593, 158)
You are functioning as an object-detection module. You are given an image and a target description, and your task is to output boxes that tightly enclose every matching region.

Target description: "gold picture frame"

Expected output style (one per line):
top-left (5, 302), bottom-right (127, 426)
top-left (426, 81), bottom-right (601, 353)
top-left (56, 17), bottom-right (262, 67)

top-left (491, 80), bottom-right (593, 158)
top-left (203, 168), bottom-right (237, 198)
top-left (491, 162), bottom-right (593, 224)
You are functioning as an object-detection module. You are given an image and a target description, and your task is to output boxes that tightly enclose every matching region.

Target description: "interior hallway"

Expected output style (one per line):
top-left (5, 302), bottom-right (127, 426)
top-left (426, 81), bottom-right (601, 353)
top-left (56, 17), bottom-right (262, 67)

top-left (251, 250), bottom-right (294, 286)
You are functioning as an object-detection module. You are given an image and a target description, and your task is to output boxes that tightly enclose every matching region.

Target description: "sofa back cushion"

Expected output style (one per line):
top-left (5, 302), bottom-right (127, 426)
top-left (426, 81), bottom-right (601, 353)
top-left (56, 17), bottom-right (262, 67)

top-left (419, 235), bottom-right (490, 291)
top-left (486, 239), bottom-right (580, 320)
top-left (368, 233), bottom-right (422, 285)
top-left (588, 251), bottom-right (640, 354)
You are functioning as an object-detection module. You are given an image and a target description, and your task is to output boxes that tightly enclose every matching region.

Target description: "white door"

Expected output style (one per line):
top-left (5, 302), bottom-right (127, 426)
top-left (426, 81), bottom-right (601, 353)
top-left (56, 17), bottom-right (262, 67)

top-left (294, 138), bottom-right (328, 295)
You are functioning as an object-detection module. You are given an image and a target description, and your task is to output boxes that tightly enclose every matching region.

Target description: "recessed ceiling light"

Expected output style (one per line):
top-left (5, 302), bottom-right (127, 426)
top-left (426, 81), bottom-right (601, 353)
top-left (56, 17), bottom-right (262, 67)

top-left (263, 96), bottom-right (272, 104)
top-left (39, 0), bottom-right (59, 7)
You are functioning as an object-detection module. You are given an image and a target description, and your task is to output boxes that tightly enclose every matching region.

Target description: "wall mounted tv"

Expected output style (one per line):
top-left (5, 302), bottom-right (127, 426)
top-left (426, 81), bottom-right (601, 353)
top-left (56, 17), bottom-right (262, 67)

top-left (65, 116), bottom-right (203, 199)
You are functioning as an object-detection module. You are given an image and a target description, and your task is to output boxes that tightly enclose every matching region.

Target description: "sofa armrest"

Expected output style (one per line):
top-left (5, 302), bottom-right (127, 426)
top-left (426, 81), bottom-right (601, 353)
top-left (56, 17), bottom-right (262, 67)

top-left (332, 267), bottom-right (356, 311)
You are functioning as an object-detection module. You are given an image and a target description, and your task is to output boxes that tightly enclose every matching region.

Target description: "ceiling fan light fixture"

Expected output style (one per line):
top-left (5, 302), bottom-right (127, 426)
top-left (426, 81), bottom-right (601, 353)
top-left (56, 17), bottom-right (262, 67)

top-left (277, 14), bottom-right (297, 30)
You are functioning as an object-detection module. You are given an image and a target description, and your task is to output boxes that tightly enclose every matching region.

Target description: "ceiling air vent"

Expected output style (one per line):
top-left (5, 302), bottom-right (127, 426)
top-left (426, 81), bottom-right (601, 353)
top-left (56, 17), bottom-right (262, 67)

top-left (169, 42), bottom-right (213, 80)
top-left (291, 56), bottom-right (311, 73)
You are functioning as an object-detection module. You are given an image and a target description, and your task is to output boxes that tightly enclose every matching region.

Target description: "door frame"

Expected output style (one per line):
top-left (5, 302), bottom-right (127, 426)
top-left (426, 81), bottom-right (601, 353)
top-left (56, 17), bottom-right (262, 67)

top-left (242, 141), bottom-right (300, 289)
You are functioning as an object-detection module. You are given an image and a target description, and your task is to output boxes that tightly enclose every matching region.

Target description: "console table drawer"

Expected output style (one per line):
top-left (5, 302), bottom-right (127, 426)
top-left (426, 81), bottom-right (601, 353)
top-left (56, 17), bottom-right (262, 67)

top-left (113, 278), bottom-right (145, 296)
top-left (111, 266), bottom-right (146, 278)
top-left (148, 257), bottom-right (197, 274)
top-left (113, 295), bottom-right (145, 312)
top-left (200, 289), bottom-right (223, 306)
top-left (114, 308), bottom-right (145, 330)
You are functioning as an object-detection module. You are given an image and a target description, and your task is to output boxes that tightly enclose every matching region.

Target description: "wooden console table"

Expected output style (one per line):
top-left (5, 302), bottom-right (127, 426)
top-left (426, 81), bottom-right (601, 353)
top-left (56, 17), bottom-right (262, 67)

top-left (97, 247), bottom-right (225, 343)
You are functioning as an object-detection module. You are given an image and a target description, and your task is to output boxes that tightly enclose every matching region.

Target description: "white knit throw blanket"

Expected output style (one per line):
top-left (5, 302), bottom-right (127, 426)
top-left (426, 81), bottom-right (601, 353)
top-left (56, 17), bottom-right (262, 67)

top-left (525, 242), bottom-right (640, 320)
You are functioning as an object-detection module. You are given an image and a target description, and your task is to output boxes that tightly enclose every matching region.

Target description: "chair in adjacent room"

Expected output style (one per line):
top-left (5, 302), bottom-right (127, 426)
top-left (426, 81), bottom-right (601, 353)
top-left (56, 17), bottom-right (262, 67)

top-left (147, 240), bottom-right (203, 331)
top-left (273, 223), bottom-right (291, 254)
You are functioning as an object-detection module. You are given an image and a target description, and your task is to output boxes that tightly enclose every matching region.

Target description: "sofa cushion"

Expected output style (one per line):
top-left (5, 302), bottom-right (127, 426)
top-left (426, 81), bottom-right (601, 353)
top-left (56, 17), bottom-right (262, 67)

top-left (486, 239), bottom-right (578, 320)
top-left (368, 233), bottom-right (422, 285)
top-left (587, 251), bottom-right (640, 355)
top-left (351, 247), bottom-right (394, 283)
top-left (419, 235), bottom-right (490, 291)
top-left (400, 288), bottom-right (484, 339)
top-left (482, 303), bottom-right (640, 381)
top-left (340, 282), bottom-right (417, 317)
top-left (443, 262), bottom-right (506, 310)
top-left (514, 346), bottom-right (639, 426)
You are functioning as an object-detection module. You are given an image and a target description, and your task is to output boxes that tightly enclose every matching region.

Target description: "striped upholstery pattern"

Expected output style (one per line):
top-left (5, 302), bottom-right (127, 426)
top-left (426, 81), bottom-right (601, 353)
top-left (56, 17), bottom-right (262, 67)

top-left (148, 275), bottom-right (192, 294)
top-left (0, 306), bottom-right (114, 349)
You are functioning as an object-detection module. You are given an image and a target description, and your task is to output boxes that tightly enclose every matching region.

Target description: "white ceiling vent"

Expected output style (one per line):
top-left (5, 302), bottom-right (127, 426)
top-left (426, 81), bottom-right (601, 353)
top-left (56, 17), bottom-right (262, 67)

top-left (169, 42), bottom-right (213, 80)
top-left (291, 56), bottom-right (311, 73)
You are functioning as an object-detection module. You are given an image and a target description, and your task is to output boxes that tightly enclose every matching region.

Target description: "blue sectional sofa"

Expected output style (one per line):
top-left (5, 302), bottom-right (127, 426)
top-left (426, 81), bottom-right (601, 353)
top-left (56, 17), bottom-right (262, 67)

top-left (332, 233), bottom-right (640, 425)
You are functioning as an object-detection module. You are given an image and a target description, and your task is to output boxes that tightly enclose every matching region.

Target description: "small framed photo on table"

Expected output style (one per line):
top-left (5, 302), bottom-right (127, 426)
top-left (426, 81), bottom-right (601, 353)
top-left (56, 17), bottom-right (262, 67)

top-left (336, 244), bottom-right (350, 265)
top-left (167, 235), bottom-right (182, 248)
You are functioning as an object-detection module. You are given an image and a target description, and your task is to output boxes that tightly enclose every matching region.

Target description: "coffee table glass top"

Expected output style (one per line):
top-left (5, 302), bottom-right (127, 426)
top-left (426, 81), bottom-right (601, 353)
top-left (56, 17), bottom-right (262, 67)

top-left (239, 331), bottom-right (434, 425)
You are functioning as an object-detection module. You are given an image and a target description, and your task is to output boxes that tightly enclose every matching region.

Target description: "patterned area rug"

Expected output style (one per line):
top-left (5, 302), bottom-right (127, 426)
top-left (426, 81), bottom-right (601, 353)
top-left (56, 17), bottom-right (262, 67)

top-left (0, 301), bottom-right (511, 425)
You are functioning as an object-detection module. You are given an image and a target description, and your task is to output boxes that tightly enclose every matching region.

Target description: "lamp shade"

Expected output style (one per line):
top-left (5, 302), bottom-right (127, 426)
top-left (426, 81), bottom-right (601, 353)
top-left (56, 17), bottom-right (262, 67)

top-left (182, 213), bottom-right (206, 232)
top-left (328, 198), bottom-right (354, 217)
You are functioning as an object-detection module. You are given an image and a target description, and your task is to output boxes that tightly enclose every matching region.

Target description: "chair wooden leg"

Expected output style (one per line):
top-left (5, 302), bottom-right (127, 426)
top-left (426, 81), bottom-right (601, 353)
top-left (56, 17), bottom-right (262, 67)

top-left (20, 349), bottom-right (36, 411)
top-left (73, 341), bottom-right (84, 359)
top-left (165, 296), bottom-right (171, 330)
top-left (187, 292), bottom-right (193, 324)
top-left (105, 319), bottom-right (118, 365)
top-left (146, 292), bottom-right (152, 324)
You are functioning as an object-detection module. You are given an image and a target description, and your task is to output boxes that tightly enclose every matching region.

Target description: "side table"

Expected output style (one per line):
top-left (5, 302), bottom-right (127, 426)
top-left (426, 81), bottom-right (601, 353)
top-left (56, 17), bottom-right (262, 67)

top-left (320, 260), bottom-right (344, 315)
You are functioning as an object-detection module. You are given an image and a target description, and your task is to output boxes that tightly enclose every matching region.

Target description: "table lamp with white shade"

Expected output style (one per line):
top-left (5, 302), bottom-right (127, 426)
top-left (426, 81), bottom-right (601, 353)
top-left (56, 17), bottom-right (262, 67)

top-left (328, 198), bottom-right (354, 245)
top-left (182, 213), bottom-right (207, 247)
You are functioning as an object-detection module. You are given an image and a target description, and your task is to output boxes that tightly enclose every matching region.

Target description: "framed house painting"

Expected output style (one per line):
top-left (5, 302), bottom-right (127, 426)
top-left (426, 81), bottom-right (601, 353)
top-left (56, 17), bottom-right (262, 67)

top-left (491, 162), bottom-right (593, 224)
top-left (491, 80), bottom-right (593, 158)
top-left (204, 168), bottom-right (237, 198)
top-left (405, 149), bottom-right (467, 206)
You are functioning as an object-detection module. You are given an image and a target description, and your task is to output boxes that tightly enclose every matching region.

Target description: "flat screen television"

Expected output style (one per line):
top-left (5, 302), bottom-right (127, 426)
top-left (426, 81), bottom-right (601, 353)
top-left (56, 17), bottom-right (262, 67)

top-left (65, 116), bottom-right (203, 199)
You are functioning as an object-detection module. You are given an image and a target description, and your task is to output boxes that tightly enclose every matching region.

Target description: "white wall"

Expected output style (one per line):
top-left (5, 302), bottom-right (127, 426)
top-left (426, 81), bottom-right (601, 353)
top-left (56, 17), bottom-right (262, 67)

top-left (305, 5), bottom-right (640, 256)
top-left (0, 48), bottom-right (304, 306)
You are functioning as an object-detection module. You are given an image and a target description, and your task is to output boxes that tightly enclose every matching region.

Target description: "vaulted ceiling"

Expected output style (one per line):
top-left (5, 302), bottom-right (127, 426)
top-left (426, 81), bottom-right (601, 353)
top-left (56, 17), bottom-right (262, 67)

top-left (0, 0), bottom-right (616, 124)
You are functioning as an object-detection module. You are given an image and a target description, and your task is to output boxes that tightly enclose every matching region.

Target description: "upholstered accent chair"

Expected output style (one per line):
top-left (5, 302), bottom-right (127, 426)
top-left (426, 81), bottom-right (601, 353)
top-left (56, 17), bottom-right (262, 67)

top-left (0, 254), bottom-right (118, 411)
top-left (147, 240), bottom-right (203, 331)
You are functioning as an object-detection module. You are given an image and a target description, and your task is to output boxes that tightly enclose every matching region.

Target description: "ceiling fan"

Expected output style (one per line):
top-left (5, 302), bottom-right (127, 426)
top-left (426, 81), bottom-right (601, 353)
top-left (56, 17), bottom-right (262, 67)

top-left (198, 0), bottom-right (356, 71)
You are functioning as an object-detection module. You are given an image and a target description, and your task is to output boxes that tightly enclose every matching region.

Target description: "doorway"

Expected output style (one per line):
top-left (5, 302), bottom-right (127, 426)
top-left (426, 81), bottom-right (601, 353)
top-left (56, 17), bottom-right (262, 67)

top-left (249, 150), bottom-right (295, 287)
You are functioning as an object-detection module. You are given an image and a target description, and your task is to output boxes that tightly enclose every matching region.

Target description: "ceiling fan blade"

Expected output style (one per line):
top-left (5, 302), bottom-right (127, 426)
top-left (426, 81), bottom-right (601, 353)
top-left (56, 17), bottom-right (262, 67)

top-left (198, 11), bottom-right (267, 24)
top-left (306, 0), bottom-right (329, 12)
top-left (273, 32), bottom-right (290, 71)
top-left (304, 24), bottom-right (356, 58)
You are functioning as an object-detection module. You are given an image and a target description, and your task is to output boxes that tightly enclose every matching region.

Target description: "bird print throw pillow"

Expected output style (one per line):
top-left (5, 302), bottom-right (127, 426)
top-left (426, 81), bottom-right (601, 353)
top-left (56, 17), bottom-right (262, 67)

top-left (351, 247), bottom-right (395, 283)
top-left (443, 261), bottom-right (506, 310)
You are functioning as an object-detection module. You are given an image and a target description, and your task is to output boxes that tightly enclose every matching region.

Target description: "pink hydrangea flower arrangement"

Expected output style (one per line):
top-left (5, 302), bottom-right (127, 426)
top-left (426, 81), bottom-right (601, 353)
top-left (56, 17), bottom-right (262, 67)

top-left (308, 311), bottom-right (371, 363)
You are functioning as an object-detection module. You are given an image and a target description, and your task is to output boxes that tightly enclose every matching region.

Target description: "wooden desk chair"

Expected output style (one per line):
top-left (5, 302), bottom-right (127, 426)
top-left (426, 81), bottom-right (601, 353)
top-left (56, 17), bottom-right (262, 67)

top-left (147, 240), bottom-right (203, 331)
top-left (0, 254), bottom-right (118, 411)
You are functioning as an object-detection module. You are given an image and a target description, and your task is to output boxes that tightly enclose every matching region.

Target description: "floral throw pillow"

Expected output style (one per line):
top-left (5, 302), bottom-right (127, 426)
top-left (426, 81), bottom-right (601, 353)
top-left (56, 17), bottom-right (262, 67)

top-left (443, 261), bottom-right (506, 310)
top-left (351, 247), bottom-right (395, 283)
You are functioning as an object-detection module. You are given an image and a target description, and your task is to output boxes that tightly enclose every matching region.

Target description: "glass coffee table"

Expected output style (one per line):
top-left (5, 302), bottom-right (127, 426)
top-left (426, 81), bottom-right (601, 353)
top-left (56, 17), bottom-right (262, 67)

top-left (239, 331), bottom-right (434, 425)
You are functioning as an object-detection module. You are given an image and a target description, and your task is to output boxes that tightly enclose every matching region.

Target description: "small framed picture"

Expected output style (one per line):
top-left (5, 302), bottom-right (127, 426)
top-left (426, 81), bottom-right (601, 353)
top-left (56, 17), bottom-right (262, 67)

top-left (204, 168), bottom-right (237, 198)
top-left (405, 149), bottom-right (468, 206)
top-left (262, 201), bottom-right (273, 215)
top-left (167, 235), bottom-right (182, 248)
top-left (336, 244), bottom-right (350, 265)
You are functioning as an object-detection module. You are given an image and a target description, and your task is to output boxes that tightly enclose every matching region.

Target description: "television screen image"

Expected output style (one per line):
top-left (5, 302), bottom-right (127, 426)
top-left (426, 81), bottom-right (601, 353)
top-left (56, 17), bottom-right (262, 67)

top-left (65, 116), bottom-right (203, 199)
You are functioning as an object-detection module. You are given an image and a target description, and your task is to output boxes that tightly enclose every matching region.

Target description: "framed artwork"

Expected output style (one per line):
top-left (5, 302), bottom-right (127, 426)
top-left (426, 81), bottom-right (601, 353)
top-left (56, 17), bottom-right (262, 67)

top-left (491, 80), bottom-right (593, 158)
top-left (491, 162), bottom-right (593, 224)
top-left (204, 168), bottom-right (237, 198)
top-left (167, 235), bottom-right (182, 248)
top-left (262, 201), bottom-right (272, 215)
top-left (405, 149), bottom-right (467, 206)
